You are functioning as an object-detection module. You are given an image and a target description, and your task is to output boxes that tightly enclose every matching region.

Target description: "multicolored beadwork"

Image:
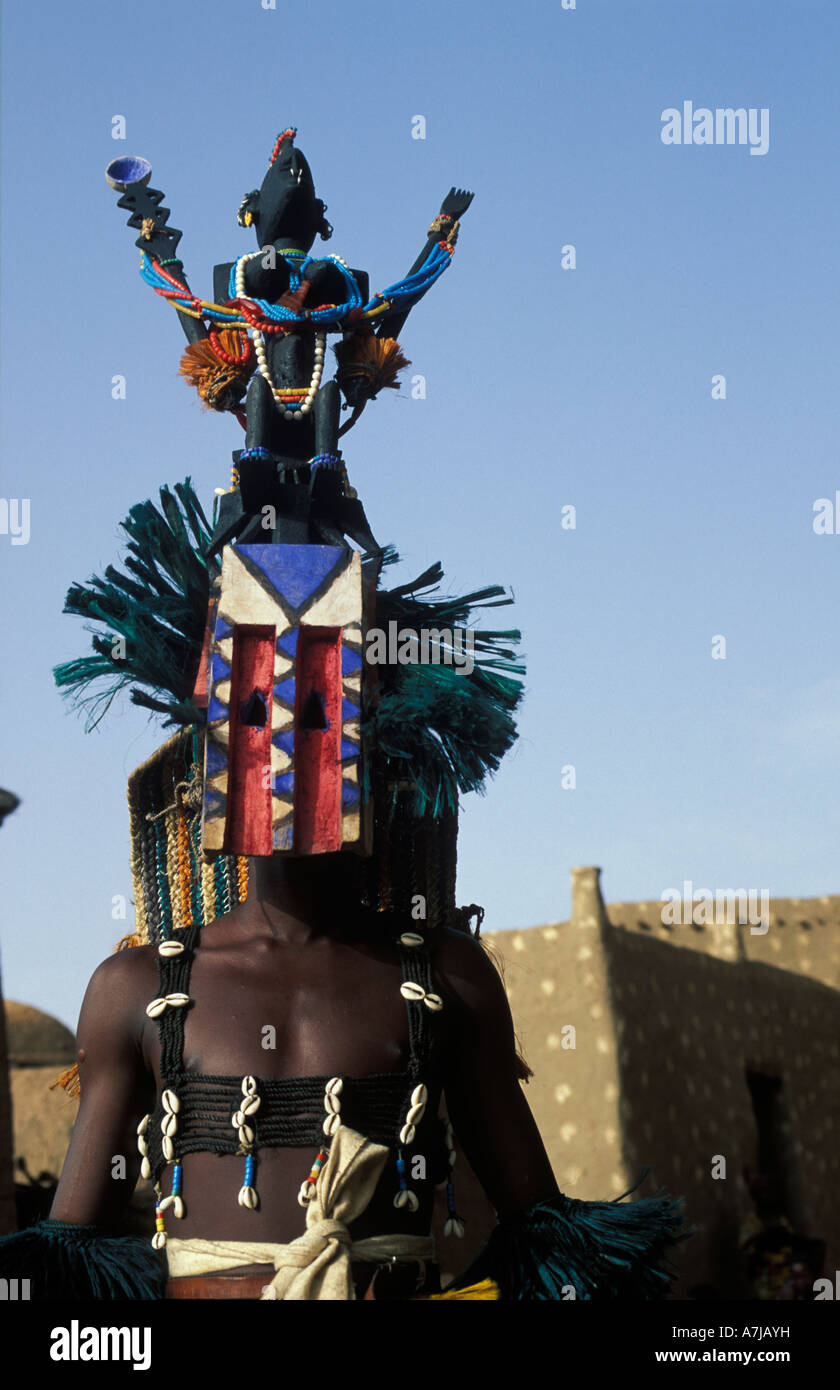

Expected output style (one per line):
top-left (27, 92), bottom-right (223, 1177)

top-left (297, 1147), bottom-right (328, 1207)
top-left (152, 1191), bottom-right (167, 1251)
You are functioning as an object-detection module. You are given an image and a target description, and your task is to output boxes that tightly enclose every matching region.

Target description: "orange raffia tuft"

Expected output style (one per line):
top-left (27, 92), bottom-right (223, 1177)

top-left (176, 811), bottom-right (193, 929)
top-left (116, 932), bottom-right (141, 951)
top-left (179, 331), bottom-right (254, 412)
top-left (334, 334), bottom-right (411, 400)
top-left (50, 1063), bottom-right (81, 1100)
top-left (237, 856), bottom-right (249, 904)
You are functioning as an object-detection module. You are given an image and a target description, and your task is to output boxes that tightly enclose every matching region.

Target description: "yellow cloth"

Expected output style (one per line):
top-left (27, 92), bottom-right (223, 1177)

top-left (166, 1125), bottom-right (435, 1301)
top-left (427, 1279), bottom-right (501, 1300)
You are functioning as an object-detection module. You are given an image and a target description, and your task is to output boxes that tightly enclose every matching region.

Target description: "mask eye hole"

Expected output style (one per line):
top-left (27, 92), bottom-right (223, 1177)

top-left (240, 689), bottom-right (268, 727)
top-left (300, 690), bottom-right (329, 731)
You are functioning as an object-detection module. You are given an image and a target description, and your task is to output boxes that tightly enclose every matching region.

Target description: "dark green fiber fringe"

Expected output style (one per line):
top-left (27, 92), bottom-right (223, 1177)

top-left (364, 556), bottom-right (525, 817)
top-left (0, 1220), bottom-right (165, 1300)
top-left (447, 1185), bottom-right (690, 1300)
top-left (53, 479), bottom-right (218, 730)
top-left (53, 487), bottom-right (526, 812)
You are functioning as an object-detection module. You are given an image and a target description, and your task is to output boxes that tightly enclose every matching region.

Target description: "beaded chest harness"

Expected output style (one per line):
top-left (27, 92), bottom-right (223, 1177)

top-left (137, 924), bottom-right (465, 1249)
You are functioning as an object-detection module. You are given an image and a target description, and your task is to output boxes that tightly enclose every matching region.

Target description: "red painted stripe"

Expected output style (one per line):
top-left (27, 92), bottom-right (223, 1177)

top-left (294, 626), bottom-right (342, 855)
top-left (225, 625), bottom-right (275, 857)
top-left (191, 591), bottom-right (220, 711)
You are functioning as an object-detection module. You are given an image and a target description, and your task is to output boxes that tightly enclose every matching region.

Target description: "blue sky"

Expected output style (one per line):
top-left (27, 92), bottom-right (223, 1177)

top-left (1, 0), bottom-right (839, 1027)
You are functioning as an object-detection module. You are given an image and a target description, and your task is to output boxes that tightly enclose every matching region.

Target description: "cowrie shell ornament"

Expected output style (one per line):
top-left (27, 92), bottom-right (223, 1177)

top-left (158, 940), bottom-right (185, 958)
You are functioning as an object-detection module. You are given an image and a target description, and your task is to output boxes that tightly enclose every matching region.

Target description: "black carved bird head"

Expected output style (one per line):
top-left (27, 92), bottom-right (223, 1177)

top-left (237, 128), bottom-right (332, 250)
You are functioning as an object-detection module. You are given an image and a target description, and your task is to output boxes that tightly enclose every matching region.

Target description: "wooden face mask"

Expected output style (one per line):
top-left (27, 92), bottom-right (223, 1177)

top-left (200, 543), bottom-right (369, 858)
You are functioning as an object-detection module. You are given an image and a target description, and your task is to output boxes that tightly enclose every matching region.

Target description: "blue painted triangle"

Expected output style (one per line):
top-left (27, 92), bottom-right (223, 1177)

top-left (274, 677), bottom-right (297, 705)
top-left (211, 652), bottom-right (231, 684)
top-left (272, 729), bottom-right (295, 755)
top-left (240, 544), bottom-right (342, 610)
top-left (341, 647), bottom-right (363, 675)
top-left (274, 823), bottom-right (294, 851)
top-left (274, 771), bottom-right (295, 795)
top-left (207, 695), bottom-right (229, 724)
top-left (341, 698), bottom-right (359, 723)
top-left (341, 783), bottom-right (361, 806)
top-left (340, 738), bottom-right (359, 762)
top-left (277, 630), bottom-right (299, 657)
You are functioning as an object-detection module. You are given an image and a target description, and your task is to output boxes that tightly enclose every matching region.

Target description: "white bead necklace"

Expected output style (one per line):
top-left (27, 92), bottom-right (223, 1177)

top-left (235, 252), bottom-right (325, 421)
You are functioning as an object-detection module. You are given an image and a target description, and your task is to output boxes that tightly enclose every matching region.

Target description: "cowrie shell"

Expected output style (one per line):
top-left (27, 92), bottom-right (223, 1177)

top-left (240, 1094), bottom-right (261, 1116)
top-left (298, 1182), bottom-right (313, 1207)
top-left (400, 932), bottom-right (424, 948)
top-left (322, 1112), bottom-right (340, 1138)
top-left (158, 940), bottom-right (185, 957)
top-left (158, 1195), bottom-right (174, 1212)
top-left (166, 993), bottom-right (190, 1008)
top-left (231, 1110), bottom-right (244, 1128)
top-left (140, 1156), bottom-right (151, 1180)
top-left (172, 1196), bottom-right (185, 1220)
top-left (406, 1102), bottom-right (425, 1126)
top-left (161, 1090), bottom-right (180, 1114)
top-left (399, 1123), bottom-right (416, 1146)
top-left (137, 1136), bottom-right (148, 1157)
top-left (162, 1136), bottom-right (175, 1161)
top-left (400, 981), bottom-right (425, 1002)
top-left (238, 1124), bottom-right (254, 1147)
top-left (238, 1186), bottom-right (258, 1210)
top-left (241, 1076), bottom-right (257, 1096)
top-left (423, 993), bottom-right (443, 1012)
top-left (161, 1113), bottom-right (178, 1138)
top-left (137, 1114), bottom-right (150, 1136)
top-left (324, 1093), bottom-right (341, 1115)
top-left (145, 998), bottom-right (167, 1019)
top-left (152, 1232), bottom-right (167, 1251)
top-left (410, 1084), bottom-right (428, 1107)
top-left (325, 1077), bottom-right (343, 1097)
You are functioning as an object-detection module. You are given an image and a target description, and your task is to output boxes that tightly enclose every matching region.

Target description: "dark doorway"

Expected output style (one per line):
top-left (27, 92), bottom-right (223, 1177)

top-left (745, 1070), bottom-right (798, 1226)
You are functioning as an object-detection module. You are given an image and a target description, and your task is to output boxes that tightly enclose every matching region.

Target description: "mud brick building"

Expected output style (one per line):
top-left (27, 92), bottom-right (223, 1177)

top-left (437, 867), bottom-right (840, 1297)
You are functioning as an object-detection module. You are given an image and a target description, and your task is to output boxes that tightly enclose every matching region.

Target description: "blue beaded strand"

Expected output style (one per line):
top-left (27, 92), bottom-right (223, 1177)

top-left (396, 1155), bottom-right (408, 1194)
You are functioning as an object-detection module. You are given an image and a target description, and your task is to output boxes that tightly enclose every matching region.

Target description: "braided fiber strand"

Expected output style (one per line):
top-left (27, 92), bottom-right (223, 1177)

top-left (200, 859), bottom-right (217, 927)
top-left (127, 774), bottom-right (150, 944)
top-left (176, 810), bottom-right (193, 929)
top-left (165, 806), bottom-right (183, 935)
